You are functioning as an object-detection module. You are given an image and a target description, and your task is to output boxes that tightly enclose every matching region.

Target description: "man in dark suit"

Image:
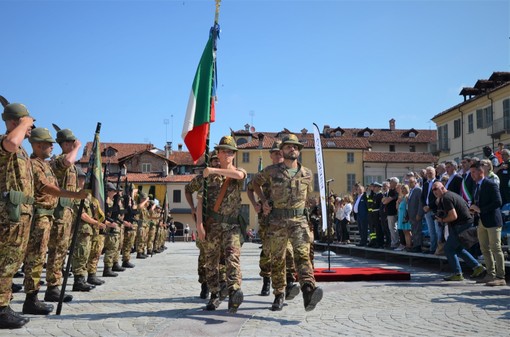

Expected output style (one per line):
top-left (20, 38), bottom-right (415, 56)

top-left (353, 183), bottom-right (369, 246)
top-left (444, 160), bottom-right (463, 195)
top-left (421, 166), bottom-right (440, 254)
top-left (469, 161), bottom-right (507, 286)
top-left (407, 177), bottom-right (424, 252)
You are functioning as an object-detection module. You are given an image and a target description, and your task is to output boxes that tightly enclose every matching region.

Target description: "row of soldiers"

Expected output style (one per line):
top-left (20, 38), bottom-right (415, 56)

top-left (185, 134), bottom-right (322, 313)
top-left (0, 102), bottom-right (169, 330)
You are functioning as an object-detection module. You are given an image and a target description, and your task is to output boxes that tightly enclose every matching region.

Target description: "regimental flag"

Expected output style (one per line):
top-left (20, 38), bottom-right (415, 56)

top-left (182, 33), bottom-right (217, 162)
top-left (88, 132), bottom-right (105, 222)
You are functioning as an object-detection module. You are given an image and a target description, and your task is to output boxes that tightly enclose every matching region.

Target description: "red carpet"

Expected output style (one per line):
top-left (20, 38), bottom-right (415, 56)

top-left (314, 267), bottom-right (411, 282)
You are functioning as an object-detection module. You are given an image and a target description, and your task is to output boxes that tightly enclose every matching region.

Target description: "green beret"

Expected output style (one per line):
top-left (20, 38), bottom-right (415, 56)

top-left (2, 103), bottom-right (34, 121)
top-left (29, 127), bottom-right (56, 144)
top-left (279, 134), bottom-right (303, 150)
top-left (214, 136), bottom-right (237, 151)
top-left (56, 129), bottom-right (77, 143)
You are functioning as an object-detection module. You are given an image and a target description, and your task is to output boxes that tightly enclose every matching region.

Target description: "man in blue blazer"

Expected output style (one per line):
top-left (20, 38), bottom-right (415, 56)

top-left (353, 183), bottom-right (369, 246)
top-left (469, 161), bottom-right (507, 286)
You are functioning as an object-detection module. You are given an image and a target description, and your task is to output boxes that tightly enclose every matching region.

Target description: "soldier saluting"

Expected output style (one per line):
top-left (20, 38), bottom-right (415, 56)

top-left (0, 103), bottom-right (35, 329)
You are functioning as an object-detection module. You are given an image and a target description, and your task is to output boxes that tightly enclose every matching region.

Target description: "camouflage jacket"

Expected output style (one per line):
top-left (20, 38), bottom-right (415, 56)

top-left (254, 162), bottom-right (313, 210)
top-left (0, 134), bottom-right (34, 213)
top-left (198, 168), bottom-right (246, 218)
top-left (50, 153), bottom-right (78, 192)
top-left (31, 155), bottom-right (58, 210)
top-left (185, 174), bottom-right (203, 194)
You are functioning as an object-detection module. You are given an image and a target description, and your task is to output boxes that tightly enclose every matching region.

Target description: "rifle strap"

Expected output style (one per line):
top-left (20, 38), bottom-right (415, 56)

top-left (213, 178), bottom-right (231, 213)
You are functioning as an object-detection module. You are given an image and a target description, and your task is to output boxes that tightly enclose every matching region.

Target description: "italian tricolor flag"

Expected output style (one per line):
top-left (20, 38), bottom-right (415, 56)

top-left (182, 34), bottom-right (216, 162)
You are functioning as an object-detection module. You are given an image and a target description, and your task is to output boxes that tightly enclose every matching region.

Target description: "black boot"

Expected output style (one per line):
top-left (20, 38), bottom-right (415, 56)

top-left (22, 291), bottom-right (54, 315)
top-left (73, 276), bottom-right (95, 292)
top-left (112, 262), bottom-right (126, 272)
top-left (44, 286), bottom-right (73, 302)
top-left (219, 282), bottom-right (229, 301)
top-left (271, 293), bottom-right (285, 311)
top-left (122, 260), bottom-right (135, 268)
top-left (228, 289), bottom-right (244, 314)
top-left (205, 292), bottom-right (221, 311)
top-left (136, 253), bottom-right (147, 259)
top-left (200, 283), bottom-right (209, 299)
top-left (87, 273), bottom-right (105, 285)
top-left (302, 283), bottom-right (323, 312)
top-left (102, 268), bottom-right (118, 277)
top-left (0, 305), bottom-right (29, 329)
top-left (285, 282), bottom-right (300, 300)
top-left (11, 283), bottom-right (22, 293)
top-left (260, 277), bottom-right (271, 296)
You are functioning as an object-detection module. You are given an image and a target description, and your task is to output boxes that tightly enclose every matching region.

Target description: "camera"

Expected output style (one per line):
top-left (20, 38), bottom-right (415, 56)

top-left (435, 210), bottom-right (447, 219)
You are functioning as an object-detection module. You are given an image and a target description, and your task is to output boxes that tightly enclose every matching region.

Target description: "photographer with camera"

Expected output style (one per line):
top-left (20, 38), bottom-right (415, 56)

top-left (431, 181), bottom-right (486, 281)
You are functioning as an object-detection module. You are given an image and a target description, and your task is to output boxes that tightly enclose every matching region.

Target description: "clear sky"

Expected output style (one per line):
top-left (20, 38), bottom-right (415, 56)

top-left (2, 0), bottom-right (509, 152)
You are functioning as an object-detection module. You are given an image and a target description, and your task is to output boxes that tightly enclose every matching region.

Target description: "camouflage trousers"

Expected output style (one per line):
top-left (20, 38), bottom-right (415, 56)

top-left (204, 222), bottom-right (242, 293)
top-left (46, 207), bottom-right (73, 287)
top-left (24, 214), bottom-right (52, 294)
top-left (259, 222), bottom-right (296, 280)
top-left (122, 225), bottom-right (137, 262)
top-left (103, 232), bottom-right (120, 268)
top-left (268, 216), bottom-right (315, 295)
top-left (136, 223), bottom-right (148, 254)
top-left (87, 230), bottom-right (105, 274)
top-left (72, 230), bottom-right (92, 277)
top-left (0, 213), bottom-right (31, 306)
top-left (147, 224), bottom-right (156, 252)
top-left (156, 226), bottom-right (166, 249)
top-left (196, 239), bottom-right (207, 284)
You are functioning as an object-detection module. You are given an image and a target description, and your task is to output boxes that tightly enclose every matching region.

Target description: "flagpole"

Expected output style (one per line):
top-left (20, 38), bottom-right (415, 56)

top-left (56, 122), bottom-right (102, 315)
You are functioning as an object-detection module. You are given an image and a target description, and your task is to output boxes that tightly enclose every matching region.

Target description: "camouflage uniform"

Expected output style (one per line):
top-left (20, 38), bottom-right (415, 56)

top-left (146, 207), bottom-right (159, 254)
top-left (46, 154), bottom-right (77, 287)
top-left (254, 162), bottom-right (316, 294)
top-left (201, 168), bottom-right (246, 295)
top-left (0, 134), bottom-right (34, 307)
top-left (135, 206), bottom-right (149, 254)
top-left (103, 198), bottom-right (121, 269)
top-left (23, 155), bottom-right (59, 294)
top-left (122, 195), bottom-right (137, 264)
top-left (71, 198), bottom-right (94, 277)
top-left (87, 225), bottom-right (105, 275)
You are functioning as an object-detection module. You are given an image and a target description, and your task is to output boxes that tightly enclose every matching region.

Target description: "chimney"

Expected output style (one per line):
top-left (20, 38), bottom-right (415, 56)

top-left (165, 142), bottom-right (172, 158)
top-left (301, 128), bottom-right (308, 136)
top-left (244, 123), bottom-right (250, 132)
top-left (258, 133), bottom-right (265, 149)
top-left (178, 143), bottom-right (183, 151)
top-left (162, 162), bottom-right (168, 177)
top-left (389, 118), bottom-right (395, 131)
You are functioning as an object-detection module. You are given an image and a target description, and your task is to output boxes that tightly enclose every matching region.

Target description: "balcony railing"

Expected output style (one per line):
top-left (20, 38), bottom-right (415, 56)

top-left (488, 117), bottom-right (510, 137)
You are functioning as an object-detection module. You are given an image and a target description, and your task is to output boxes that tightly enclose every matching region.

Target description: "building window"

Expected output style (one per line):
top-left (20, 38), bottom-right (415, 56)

top-left (476, 106), bottom-right (493, 129)
top-left (142, 163), bottom-right (151, 173)
top-left (242, 152), bottom-right (250, 163)
top-left (148, 185), bottom-right (156, 199)
top-left (438, 125), bottom-right (449, 151)
top-left (409, 145), bottom-right (416, 152)
top-left (504, 99), bottom-right (510, 130)
top-left (389, 145), bottom-right (395, 152)
top-left (454, 119), bottom-right (461, 138)
top-left (363, 131), bottom-right (370, 137)
top-left (173, 190), bottom-right (181, 203)
top-left (408, 132), bottom-right (416, 138)
top-left (364, 175), bottom-right (382, 185)
top-left (468, 114), bottom-right (474, 133)
top-left (347, 152), bottom-right (354, 163)
top-left (347, 174), bottom-right (356, 192)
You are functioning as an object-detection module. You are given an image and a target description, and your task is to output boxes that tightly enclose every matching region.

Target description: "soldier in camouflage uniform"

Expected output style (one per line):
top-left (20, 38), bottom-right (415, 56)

top-left (185, 150), bottom-right (227, 300)
top-left (86, 211), bottom-right (116, 285)
top-left (102, 182), bottom-right (123, 277)
top-left (247, 141), bottom-right (299, 300)
top-left (23, 128), bottom-right (88, 315)
top-left (135, 192), bottom-right (150, 259)
top-left (196, 136), bottom-right (246, 313)
top-left (253, 134), bottom-right (323, 312)
top-left (121, 190), bottom-right (137, 268)
top-left (44, 128), bottom-right (81, 303)
top-left (146, 201), bottom-right (160, 255)
top-left (0, 103), bottom-right (35, 329)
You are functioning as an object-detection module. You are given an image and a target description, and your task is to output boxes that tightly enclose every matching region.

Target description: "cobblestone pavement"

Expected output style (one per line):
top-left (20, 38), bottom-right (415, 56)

top-left (7, 242), bottom-right (510, 337)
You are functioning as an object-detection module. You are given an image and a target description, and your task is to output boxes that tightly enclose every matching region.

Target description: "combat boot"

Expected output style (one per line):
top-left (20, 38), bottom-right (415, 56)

top-left (22, 291), bottom-right (54, 315)
top-left (285, 282), bottom-right (300, 300)
top-left (136, 253), bottom-right (147, 259)
top-left (102, 268), bottom-right (118, 277)
top-left (228, 289), bottom-right (244, 314)
top-left (146, 250), bottom-right (153, 255)
top-left (44, 286), bottom-right (73, 303)
top-left (87, 273), bottom-right (105, 286)
top-left (112, 262), bottom-right (126, 272)
top-left (72, 276), bottom-right (95, 292)
top-left (260, 277), bottom-right (271, 296)
top-left (11, 283), bottom-right (22, 293)
top-left (302, 283), bottom-right (323, 312)
top-left (0, 305), bottom-right (29, 329)
top-left (271, 293), bottom-right (285, 311)
top-left (205, 293), bottom-right (221, 311)
top-left (200, 283), bottom-right (209, 299)
top-left (122, 261), bottom-right (135, 268)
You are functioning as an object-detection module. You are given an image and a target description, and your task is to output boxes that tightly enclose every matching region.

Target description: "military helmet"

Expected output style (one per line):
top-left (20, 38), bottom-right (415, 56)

top-left (2, 103), bottom-right (34, 121)
top-left (106, 182), bottom-right (117, 191)
top-left (139, 192), bottom-right (148, 200)
top-left (29, 127), bottom-right (56, 144)
top-left (56, 128), bottom-right (77, 143)
top-left (279, 134), bottom-right (303, 150)
top-left (214, 136), bottom-right (237, 151)
top-left (270, 140), bottom-right (282, 153)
